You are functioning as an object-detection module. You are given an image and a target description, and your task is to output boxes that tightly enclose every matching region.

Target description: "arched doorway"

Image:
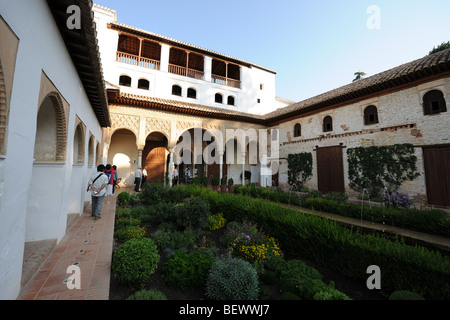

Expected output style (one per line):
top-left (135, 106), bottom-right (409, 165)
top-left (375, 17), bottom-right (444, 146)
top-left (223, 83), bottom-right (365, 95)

top-left (27, 92), bottom-right (67, 242)
top-left (143, 132), bottom-right (168, 184)
top-left (107, 129), bottom-right (138, 187)
top-left (174, 128), bottom-right (225, 184)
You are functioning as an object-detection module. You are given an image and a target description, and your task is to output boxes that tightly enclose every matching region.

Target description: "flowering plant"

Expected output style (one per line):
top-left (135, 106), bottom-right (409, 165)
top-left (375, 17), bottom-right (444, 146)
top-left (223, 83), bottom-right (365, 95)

top-left (384, 192), bottom-right (412, 210)
top-left (204, 213), bottom-right (226, 231)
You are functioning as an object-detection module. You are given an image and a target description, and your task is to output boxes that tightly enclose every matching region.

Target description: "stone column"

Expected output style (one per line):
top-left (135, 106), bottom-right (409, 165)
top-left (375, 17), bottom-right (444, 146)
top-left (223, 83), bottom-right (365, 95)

top-left (241, 152), bottom-right (246, 185)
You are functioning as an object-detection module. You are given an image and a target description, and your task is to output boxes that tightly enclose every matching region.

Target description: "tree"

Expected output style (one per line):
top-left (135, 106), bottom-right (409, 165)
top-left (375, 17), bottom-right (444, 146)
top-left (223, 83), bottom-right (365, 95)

top-left (353, 71), bottom-right (366, 82)
top-left (429, 41), bottom-right (450, 55)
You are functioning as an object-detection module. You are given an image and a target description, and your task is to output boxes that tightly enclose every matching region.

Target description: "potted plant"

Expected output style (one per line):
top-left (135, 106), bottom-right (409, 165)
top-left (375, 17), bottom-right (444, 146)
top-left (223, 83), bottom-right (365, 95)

top-left (212, 177), bottom-right (220, 191)
top-left (220, 176), bottom-right (227, 193)
top-left (227, 178), bottom-right (234, 193)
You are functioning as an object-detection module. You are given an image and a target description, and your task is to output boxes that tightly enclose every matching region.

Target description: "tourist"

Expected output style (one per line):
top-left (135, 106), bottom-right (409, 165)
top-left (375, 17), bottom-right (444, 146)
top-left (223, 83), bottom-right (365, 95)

top-left (134, 167), bottom-right (142, 192)
top-left (141, 167), bottom-right (147, 189)
top-left (112, 165), bottom-right (118, 195)
top-left (104, 164), bottom-right (114, 202)
top-left (87, 164), bottom-right (109, 220)
top-left (172, 165), bottom-right (179, 186)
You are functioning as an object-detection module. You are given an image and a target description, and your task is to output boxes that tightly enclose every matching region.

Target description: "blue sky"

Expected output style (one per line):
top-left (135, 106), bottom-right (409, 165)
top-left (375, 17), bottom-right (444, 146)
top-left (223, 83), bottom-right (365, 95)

top-left (94, 0), bottom-right (450, 102)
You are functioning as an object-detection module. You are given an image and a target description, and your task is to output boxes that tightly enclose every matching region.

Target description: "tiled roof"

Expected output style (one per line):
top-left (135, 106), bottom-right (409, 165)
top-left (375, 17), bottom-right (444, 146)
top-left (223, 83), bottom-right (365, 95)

top-left (264, 48), bottom-right (450, 124)
top-left (108, 91), bottom-right (267, 125)
top-left (47, 0), bottom-right (111, 127)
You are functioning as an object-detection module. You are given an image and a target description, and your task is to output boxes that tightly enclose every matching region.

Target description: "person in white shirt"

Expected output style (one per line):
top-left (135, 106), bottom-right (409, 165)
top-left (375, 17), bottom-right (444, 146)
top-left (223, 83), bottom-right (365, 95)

top-left (173, 165), bottom-right (179, 186)
top-left (87, 164), bottom-right (109, 220)
top-left (134, 167), bottom-right (142, 192)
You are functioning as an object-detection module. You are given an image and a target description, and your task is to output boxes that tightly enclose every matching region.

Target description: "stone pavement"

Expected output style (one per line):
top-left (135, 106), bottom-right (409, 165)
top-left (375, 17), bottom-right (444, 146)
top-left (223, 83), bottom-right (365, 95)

top-left (17, 193), bottom-right (117, 300)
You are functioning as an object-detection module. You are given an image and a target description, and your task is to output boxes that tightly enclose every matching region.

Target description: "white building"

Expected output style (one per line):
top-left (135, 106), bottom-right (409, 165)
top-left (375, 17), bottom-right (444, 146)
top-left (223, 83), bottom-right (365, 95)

top-left (92, 4), bottom-right (291, 116)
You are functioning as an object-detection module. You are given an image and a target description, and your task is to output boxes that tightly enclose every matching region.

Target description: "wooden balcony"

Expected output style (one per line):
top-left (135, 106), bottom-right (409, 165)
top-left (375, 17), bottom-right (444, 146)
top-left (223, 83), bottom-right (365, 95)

top-left (116, 51), bottom-right (160, 70)
top-left (211, 74), bottom-right (241, 89)
top-left (168, 64), bottom-right (204, 80)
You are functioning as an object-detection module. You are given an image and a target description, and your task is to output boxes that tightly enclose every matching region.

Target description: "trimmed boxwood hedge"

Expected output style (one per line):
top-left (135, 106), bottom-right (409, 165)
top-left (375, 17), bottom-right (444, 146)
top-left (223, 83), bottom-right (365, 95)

top-left (180, 185), bottom-right (450, 300)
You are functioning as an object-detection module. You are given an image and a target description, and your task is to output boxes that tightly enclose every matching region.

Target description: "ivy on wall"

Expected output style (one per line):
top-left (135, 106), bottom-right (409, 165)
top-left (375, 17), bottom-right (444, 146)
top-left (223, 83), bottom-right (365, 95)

top-left (347, 144), bottom-right (420, 197)
top-left (287, 152), bottom-right (313, 190)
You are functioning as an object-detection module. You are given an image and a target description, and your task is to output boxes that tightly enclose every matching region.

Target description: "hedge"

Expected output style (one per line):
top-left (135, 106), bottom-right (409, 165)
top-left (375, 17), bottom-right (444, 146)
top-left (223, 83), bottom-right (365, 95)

top-left (180, 185), bottom-right (450, 300)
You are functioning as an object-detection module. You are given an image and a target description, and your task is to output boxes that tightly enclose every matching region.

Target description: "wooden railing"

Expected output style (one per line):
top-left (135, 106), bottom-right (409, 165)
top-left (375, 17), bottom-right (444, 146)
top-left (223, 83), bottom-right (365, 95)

top-left (168, 64), bottom-right (204, 80)
top-left (116, 52), bottom-right (160, 70)
top-left (211, 75), bottom-right (241, 89)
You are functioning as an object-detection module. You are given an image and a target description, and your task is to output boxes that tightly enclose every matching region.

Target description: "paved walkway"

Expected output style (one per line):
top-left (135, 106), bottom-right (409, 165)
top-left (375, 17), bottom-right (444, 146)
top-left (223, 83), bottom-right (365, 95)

top-left (17, 194), bottom-right (117, 300)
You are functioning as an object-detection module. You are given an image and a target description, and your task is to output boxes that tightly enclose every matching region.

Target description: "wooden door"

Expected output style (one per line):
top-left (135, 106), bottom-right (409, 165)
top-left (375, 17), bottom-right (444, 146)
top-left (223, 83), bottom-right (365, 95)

top-left (423, 146), bottom-right (450, 206)
top-left (316, 145), bottom-right (345, 194)
top-left (145, 147), bottom-right (166, 183)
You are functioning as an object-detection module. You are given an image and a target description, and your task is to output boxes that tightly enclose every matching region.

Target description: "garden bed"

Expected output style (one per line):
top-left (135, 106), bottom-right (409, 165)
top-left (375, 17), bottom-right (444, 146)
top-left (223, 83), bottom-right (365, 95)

top-left (109, 184), bottom-right (450, 301)
top-left (109, 221), bottom-right (384, 301)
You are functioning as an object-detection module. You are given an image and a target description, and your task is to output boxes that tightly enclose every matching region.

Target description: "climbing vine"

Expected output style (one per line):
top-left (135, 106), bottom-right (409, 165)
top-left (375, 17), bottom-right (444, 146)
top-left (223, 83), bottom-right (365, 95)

top-left (287, 152), bottom-right (313, 190)
top-left (347, 144), bottom-right (420, 197)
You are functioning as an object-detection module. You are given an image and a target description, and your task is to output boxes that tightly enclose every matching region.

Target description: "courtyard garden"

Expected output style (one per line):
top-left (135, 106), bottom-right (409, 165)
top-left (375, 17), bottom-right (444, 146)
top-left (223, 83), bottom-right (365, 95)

top-left (109, 183), bottom-right (450, 301)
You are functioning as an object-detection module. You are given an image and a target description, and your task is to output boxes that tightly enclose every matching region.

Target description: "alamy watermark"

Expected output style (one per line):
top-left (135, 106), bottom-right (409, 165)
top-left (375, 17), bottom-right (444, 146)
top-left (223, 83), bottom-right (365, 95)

top-left (367, 5), bottom-right (381, 30)
top-left (172, 127), bottom-right (280, 176)
top-left (66, 265), bottom-right (81, 289)
top-left (66, 5), bottom-right (81, 30)
top-left (366, 265), bottom-right (381, 290)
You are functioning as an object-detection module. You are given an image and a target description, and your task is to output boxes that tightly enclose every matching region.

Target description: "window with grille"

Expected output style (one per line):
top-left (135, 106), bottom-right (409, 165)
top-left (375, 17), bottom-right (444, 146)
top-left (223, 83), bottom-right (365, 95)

top-left (215, 93), bottom-right (223, 103)
top-left (187, 88), bottom-right (197, 99)
top-left (323, 116), bottom-right (333, 132)
top-left (119, 75), bottom-right (131, 87)
top-left (172, 85), bottom-right (182, 96)
top-left (294, 123), bottom-right (301, 137)
top-left (138, 79), bottom-right (149, 90)
top-left (364, 105), bottom-right (379, 125)
top-left (423, 90), bottom-right (447, 115)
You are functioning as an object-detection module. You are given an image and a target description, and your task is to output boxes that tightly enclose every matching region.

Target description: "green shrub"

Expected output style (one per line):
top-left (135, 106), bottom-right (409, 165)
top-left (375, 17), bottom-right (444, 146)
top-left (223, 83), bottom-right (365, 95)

top-left (162, 250), bottom-right (214, 290)
top-left (206, 255), bottom-right (259, 300)
top-left (115, 217), bottom-right (141, 229)
top-left (114, 225), bottom-right (146, 242)
top-left (151, 227), bottom-right (200, 251)
top-left (177, 185), bottom-right (450, 300)
top-left (112, 238), bottom-right (160, 287)
top-left (313, 288), bottom-right (352, 300)
top-left (389, 290), bottom-right (425, 300)
top-left (324, 192), bottom-right (349, 203)
top-left (126, 289), bottom-right (167, 300)
top-left (279, 259), bottom-right (323, 299)
top-left (117, 192), bottom-right (130, 206)
top-left (115, 207), bottom-right (132, 220)
top-left (204, 213), bottom-right (226, 231)
top-left (259, 270), bottom-right (277, 285)
top-left (140, 183), bottom-right (168, 205)
top-left (280, 292), bottom-right (301, 300)
top-left (174, 197), bottom-right (210, 229)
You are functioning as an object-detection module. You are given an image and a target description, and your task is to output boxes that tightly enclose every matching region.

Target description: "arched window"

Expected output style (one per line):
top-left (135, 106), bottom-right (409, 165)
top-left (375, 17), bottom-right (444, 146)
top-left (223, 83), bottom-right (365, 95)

top-left (187, 88), bottom-right (197, 99)
top-left (119, 75), bottom-right (131, 87)
top-left (323, 116), bottom-right (333, 132)
top-left (215, 93), bottom-right (223, 103)
top-left (364, 105), bottom-right (379, 125)
top-left (138, 79), bottom-right (150, 90)
top-left (294, 123), bottom-right (301, 137)
top-left (172, 85), bottom-right (182, 96)
top-left (423, 90), bottom-right (447, 115)
top-left (227, 96), bottom-right (235, 106)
